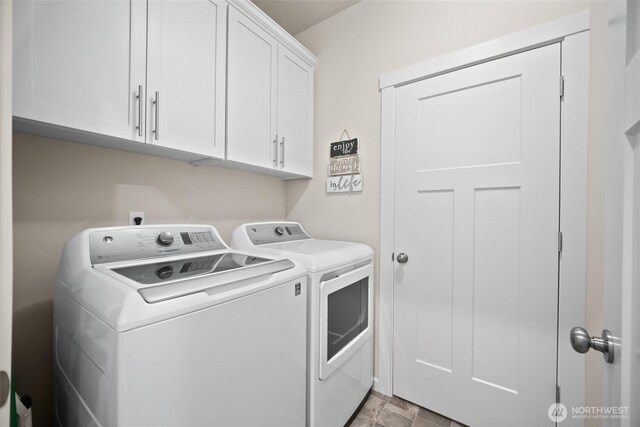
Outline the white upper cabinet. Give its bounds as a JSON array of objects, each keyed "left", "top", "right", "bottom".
[
  {"left": 14, "top": 0, "right": 226, "bottom": 159},
  {"left": 13, "top": 0, "right": 316, "bottom": 178},
  {"left": 226, "top": 3, "right": 316, "bottom": 178},
  {"left": 226, "top": 6, "right": 278, "bottom": 170},
  {"left": 146, "top": 0, "right": 226, "bottom": 158},
  {"left": 277, "top": 45, "right": 313, "bottom": 177},
  {"left": 13, "top": 0, "right": 147, "bottom": 142}
]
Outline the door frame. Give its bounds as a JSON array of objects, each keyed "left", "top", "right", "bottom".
[
  {"left": 0, "top": 0, "right": 12, "bottom": 423},
  {"left": 607, "top": 0, "right": 640, "bottom": 425},
  {"left": 378, "top": 10, "right": 589, "bottom": 422}
]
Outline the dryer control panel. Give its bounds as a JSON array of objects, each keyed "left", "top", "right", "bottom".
[
  {"left": 90, "top": 226, "right": 227, "bottom": 265},
  {"left": 245, "top": 223, "right": 310, "bottom": 245}
]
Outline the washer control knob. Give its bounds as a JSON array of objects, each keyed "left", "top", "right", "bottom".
[
  {"left": 156, "top": 231, "right": 174, "bottom": 247},
  {"left": 274, "top": 226, "right": 285, "bottom": 236},
  {"left": 156, "top": 266, "right": 174, "bottom": 280}
]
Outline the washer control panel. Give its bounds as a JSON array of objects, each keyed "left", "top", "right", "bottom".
[
  {"left": 90, "top": 226, "right": 227, "bottom": 265},
  {"left": 246, "top": 223, "right": 310, "bottom": 245}
]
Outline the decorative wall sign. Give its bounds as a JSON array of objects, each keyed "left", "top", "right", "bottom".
[
  {"left": 330, "top": 138, "right": 358, "bottom": 158},
  {"left": 326, "top": 174, "right": 363, "bottom": 193},
  {"left": 329, "top": 155, "right": 360, "bottom": 176}
]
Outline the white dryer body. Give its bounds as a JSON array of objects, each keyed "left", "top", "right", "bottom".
[{"left": 231, "top": 222, "right": 374, "bottom": 427}]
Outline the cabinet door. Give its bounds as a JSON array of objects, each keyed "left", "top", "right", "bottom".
[
  {"left": 226, "top": 6, "right": 278, "bottom": 169},
  {"left": 13, "top": 0, "right": 146, "bottom": 142},
  {"left": 146, "top": 0, "right": 226, "bottom": 158},
  {"left": 277, "top": 46, "right": 314, "bottom": 177}
]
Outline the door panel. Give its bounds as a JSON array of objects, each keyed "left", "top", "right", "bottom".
[
  {"left": 416, "top": 76, "right": 521, "bottom": 171},
  {"left": 472, "top": 187, "right": 520, "bottom": 392},
  {"left": 414, "top": 190, "right": 454, "bottom": 373},
  {"left": 13, "top": 0, "right": 146, "bottom": 141},
  {"left": 226, "top": 7, "right": 277, "bottom": 169},
  {"left": 146, "top": 0, "right": 226, "bottom": 158},
  {"left": 394, "top": 44, "right": 561, "bottom": 427},
  {"left": 277, "top": 46, "right": 313, "bottom": 176}
]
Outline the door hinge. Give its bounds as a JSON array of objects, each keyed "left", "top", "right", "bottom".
[
  {"left": 556, "top": 384, "right": 561, "bottom": 404},
  {"left": 560, "top": 75, "right": 565, "bottom": 99},
  {"left": 558, "top": 231, "right": 563, "bottom": 254}
]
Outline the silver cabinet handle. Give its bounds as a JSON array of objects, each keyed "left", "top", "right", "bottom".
[
  {"left": 570, "top": 327, "right": 615, "bottom": 363},
  {"left": 396, "top": 253, "right": 409, "bottom": 263},
  {"left": 153, "top": 91, "right": 160, "bottom": 141},
  {"left": 273, "top": 134, "right": 278, "bottom": 167},
  {"left": 136, "top": 85, "right": 143, "bottom": 137},
  {"left": 280, "top": 136, "right": 285, "bottom": 168}
]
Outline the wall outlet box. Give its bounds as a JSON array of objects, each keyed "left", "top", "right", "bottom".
[{"left": 129, "top": 212, "right": 145, "bottom": 226}]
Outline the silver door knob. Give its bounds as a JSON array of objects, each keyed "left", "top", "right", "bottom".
[
  {"left": 0, "top": 370, "right": 9, "bottom": 408},
  {"left": 570, "top": 327, "right": 615, "bottom": 363},
  {"left": 396, "top": 253, "right": 409, "bottom": 263}
]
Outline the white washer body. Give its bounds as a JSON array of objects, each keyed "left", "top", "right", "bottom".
[
  {"left": 54, "top": 225, "right": 308, "bottom": 427},
  {"left": 231, "top": 222, "right": 374, "bottom": 427}
]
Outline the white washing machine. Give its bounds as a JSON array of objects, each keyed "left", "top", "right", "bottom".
[
  {"left": 54, "top": 224, "right": 308, "bottom": 427},
  {"left": 231, "top": 222, "right": 374, "bottom": 427}
]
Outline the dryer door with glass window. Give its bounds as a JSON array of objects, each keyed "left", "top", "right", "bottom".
[{"left": 319, "top": 262, "right": 373, "bottom": 380}]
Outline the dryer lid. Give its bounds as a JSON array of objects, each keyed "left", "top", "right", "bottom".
[{"left": 257, "top": 240, "right": 373, "bottom": 272}]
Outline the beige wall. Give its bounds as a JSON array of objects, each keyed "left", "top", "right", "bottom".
[
  {"left": 289, "top": 0, "right": 605, "bottom": 422},
  {"left": 12, "top": 133, "right": 285, "bottom": 425}
]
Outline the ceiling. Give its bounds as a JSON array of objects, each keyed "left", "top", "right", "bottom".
[{"left": 251, "top": 0, "right": 360, "bottom": 35}]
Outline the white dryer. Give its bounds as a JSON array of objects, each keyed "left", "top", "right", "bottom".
[
  {"left": 231, "top": 222, "right": 374, "bottom": 427},
  {"left": 54, "top": 224, "right": 308, "bottom": 427}
]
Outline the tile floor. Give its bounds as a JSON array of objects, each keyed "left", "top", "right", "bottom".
[{"left": 348, "top": 391, "right": 467, "bottom": 427}]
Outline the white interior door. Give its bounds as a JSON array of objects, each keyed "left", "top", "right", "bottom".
[
  {"left": 393, "top": 43, "right": 561, "bottom": 427},
  {"left": 604, "top": 1, "right": 640, "bottom": 426},
  {"left": 0, "top": 0, "right": 12, "bottom": 422},
  {"left": 146, "top": 0, "right": 226, "bottom": 158}
]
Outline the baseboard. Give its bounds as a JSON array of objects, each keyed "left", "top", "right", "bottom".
[{"left": 372, "top": 377, "right": 389, "bottom": 397}]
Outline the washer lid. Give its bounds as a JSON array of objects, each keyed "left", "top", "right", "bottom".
[
  {"left": 111, "top": 252, "right": 271, "bottom": 285},
  {"left": 105, "top": 252, "right": 295, "bottom": 303}
]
